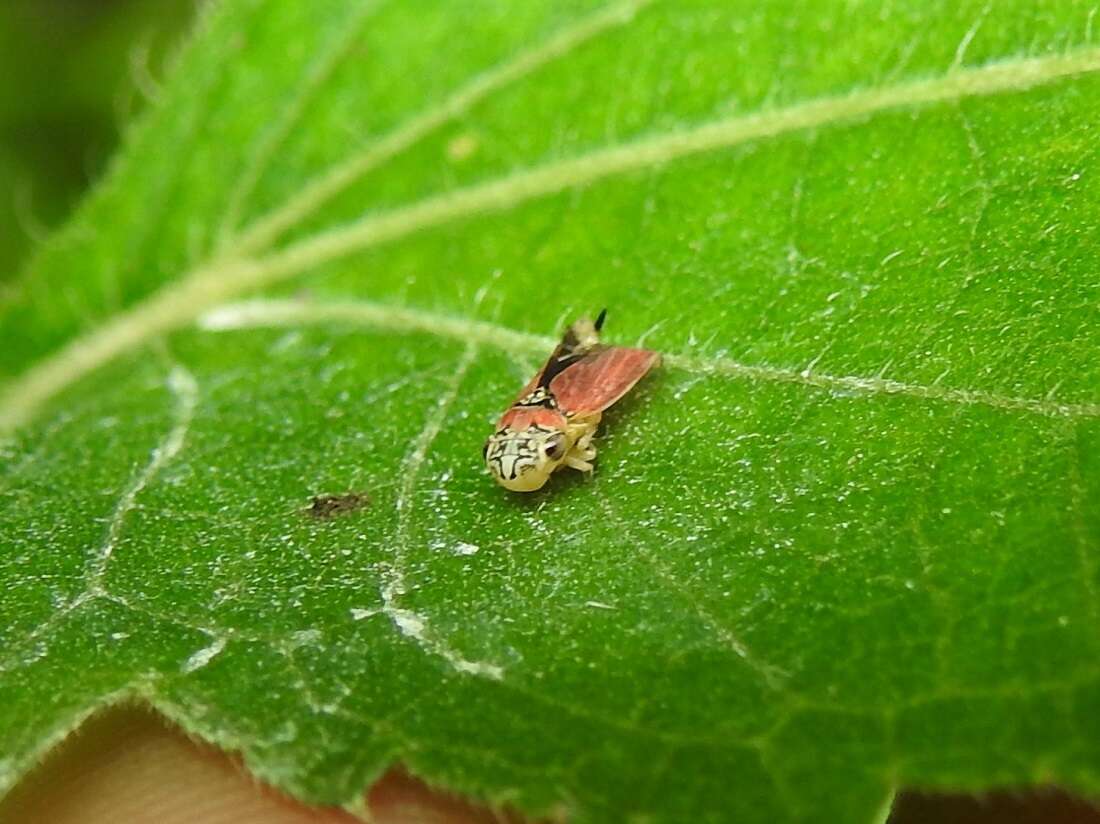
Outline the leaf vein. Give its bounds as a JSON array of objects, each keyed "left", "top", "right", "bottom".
[
  {"left": 597, "top": 493, "right": 789, "bottom": 691},
  {"left": 383, "top": 343, "right": 505, "bottom": 680},
  {"left": 5, "top": 46, "right": 1100, "bottom": 430},
  {"left": 197, "top": 298, "right": 1100, "bottom": 419},
  {"left": 0, "top": 366, "right": 197, "bottom": 674},
  {"left": 229, "top": 0, "right": 654, "bottom": 256},
  {"left": 87, "top": 365, "right": 198, "bottom": 593},
  {"left": 216, "top": 0, "right": 388, "bottom": 242}
]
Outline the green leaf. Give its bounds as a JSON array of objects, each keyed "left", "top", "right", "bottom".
[{"left": 2, "top": 1, "right": 1099, "bottom": 821}]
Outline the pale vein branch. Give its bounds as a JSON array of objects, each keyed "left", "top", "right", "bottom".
[
  {"left": 216, "top": 0, "right": 387, "bottom": 242},
  {"left": 597, "top": 494, "right": 788, "bottom": 690},
  {"left": 229, "top": 0, "right": 653, "bottom": 256},
  {"left": 0, "top": 366, "right": 197, "bottom": 673},
  {"left": 87, "top": 366, "right": 198, "bottom": 591},
  {"left": 4, "top": 47, "right": 1100, "bottom": 431},
  {"left": 382, "top": 343, "right": 504, "bottom": 679},
  {"left": 196, "top": 298, "right": 1100, "bottom": 420}
]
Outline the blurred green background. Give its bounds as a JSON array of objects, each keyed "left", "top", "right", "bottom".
[{"left": 0, "top": 0, "right": 198, "bottom": 290}]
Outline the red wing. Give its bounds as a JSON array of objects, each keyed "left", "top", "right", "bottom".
[{"left": 548, "top": 347, "right": 660, "bottom": 416}]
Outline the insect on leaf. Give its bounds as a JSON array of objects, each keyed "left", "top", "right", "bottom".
[{"left": 1, "top": 1, "right": 1100, "bottom": 822}]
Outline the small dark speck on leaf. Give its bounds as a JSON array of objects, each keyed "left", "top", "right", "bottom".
[{"left": 305, "top": 492, "right": 370, "bottom": 519}]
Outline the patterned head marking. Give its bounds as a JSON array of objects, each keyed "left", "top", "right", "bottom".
[{"left": 483, "top": 425, "right": 569, "bottom": 492}]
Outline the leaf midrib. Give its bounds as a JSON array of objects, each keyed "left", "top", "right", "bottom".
[
  {"left": 4, "top": 45, "right": 1100, "bottom": 431},
  {"left": 196, "top": 298, "right": 1100, "bottom": 419}
]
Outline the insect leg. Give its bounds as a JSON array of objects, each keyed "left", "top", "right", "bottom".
[
  {"left": 563, "top": 416, "right": 599, "bottom": 471},
  {"left": 573, "top": 430, "right": 597, "bottom": 461},
  {"left": 564, "top": 455, "right": 595, "bottom": 472}
]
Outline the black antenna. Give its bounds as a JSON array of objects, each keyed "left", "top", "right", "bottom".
[{"left": 594, "top": 308, "right": 608, "bottom": 332}]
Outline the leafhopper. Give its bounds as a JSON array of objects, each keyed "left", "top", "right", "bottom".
[{"left": 484, "top": 310, "right": 660, "bottom": 492}]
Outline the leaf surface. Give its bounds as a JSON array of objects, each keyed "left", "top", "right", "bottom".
[{"left": 2, "top": 1, "right": 1100, "bottom": 821}]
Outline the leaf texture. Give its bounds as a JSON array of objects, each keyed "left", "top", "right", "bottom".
[{"left": 2, "top": 1, "right": 1099, "bottom": 821}]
